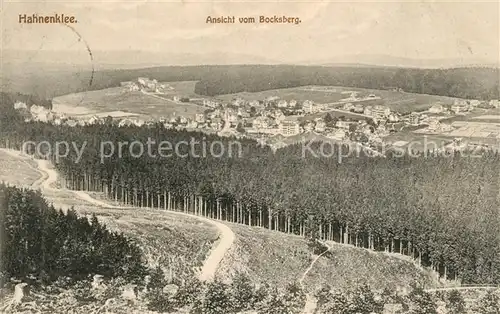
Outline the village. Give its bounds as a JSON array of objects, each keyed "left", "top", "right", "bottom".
[{"left": 14, "top": 77, "right": 500, "bottom": 151}]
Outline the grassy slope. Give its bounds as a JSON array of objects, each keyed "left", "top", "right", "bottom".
[
  {"left": 0, "top": 152, "right": 42, "bottom": 186},
  {"left": 52, "top": 85, "right": 205, "bottom": 119},
  {"left": 217, "top": 222, "right": 441, "bottom": 293}
]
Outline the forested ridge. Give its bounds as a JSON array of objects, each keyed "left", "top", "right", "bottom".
[
  {"left": 1, "top": 97, "right": 499, "bottom": 287},
  {"left": 6, "top": 65, "right": 499, "bottom": 100}
]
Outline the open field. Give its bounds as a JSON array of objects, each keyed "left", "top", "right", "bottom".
[
  {"left": 216, "top": 222, "right": 440, "bottom": 293},
  {"left": 0, "top": 150, "right": 42, "bottom": 186},
  {"left": 52, "top": 83, "right": 206, "bottom": 119},
  {"left": 217, "top": 85, "right": 460, "bottom": 113},
  {"left": 164, "top": 81, "right": 199, "bottom": 97},
  {"left": 306, "top": 241, "right": 439, "bottom": 292},
  {"left": 383, "top": 133, "right": 455, "bottom": 152}
]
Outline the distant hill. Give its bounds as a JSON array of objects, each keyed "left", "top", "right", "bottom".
[{"left": 298, "top": 54, "right": 499, "bottom": 69}]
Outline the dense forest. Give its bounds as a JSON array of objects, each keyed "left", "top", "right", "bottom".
[
  {"left": 5, "top": 65, "right": 499, "bottom": 100},
  {"left": 1, "top": 97, "right": 499, "bottom": 287},
  {"left": 0, "top": 184, "right": 147, "bottom": 285}
]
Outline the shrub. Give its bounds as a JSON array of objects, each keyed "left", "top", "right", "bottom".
[
  {"left": 72, "top": 281, "right": 97, "bottom": 303},
  {"left": 229, "top": 272, "right": 256, "bottom": 312},
  {"left": 407, "top": 286, "right": 437, "bottom": 314},
  {"left": 147, "top": 266, "right": 166, "bottom": 291},
  {"left": 282, "top": 282, "right": 306, "bottom": 314},
  {"left": 254, "top": 283, "right": 270, "bottom": 305},
  {"left": 191, "top": 280, "right": 233, "bottom": 314},
  {"left": 307, "top": 237, "right": 330, "bottom": 256},
  {"left": 474, "top": 290, "right": 500, "bottom": 314},
  {"left": 445, "top": 290, "right": 466, "bottom": 314},
  {"left": 314, "top": 284, "right": 333, "bottom": 311},
  {"left": 320, "top": 289, "right": 351, "bottom": 314},
  {"left": 257, "top": 287, "right": 288, "bottom": 314},
  {"left": 173, "top": 277, "right": 204, "bottom": 308},
  {"left": 350, "top": 284, "right": 384, "bottom": 314},
  {"left": 147, "top": 289, "right": 176, "bottom": 313}
]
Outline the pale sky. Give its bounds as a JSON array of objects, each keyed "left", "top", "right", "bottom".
[{"left": 2, "top": 1, "right": 499, "bottom": 66}]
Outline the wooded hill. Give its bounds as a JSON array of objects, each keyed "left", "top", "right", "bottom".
[
  {"left": 1, "top": 101, "right": 499, "bottom": 286},
  {"left": 5, "top": 65, "right": 499, "bottom": 100}
]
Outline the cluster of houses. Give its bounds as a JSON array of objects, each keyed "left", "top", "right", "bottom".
[
  {"left": 120, "top": 77, "right": 171, "bottom": 93},
  {"left": 201, "top": 96, "right": 325, "bottom": 114},
  {"left": 15, "top": 102, "right": 100, "bottom": 127},
  {"left": 341, "top": 102, "right": 399, "bottom": 122},
  {"left": 13, "top": 92, "right": 500, "bottom": 148},
  {"left": 428, "top": 99, "right": 500, "bottom": 115}
]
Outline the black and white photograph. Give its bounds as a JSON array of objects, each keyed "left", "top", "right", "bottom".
[{"left": 0, "top": 1, "right": 499, "bottom": 313}]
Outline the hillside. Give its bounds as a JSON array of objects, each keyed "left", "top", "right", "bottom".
[
  {"left": 216, "top": 222, "right": 440, "bottom": 293},
  {"left": 52, "top": 85, "right": 205, "bottom": 119}
]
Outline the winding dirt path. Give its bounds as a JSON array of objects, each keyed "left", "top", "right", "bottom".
[
  {"left": 0, "top": 148, "right": 235, "bottom": 283},
  {"left": 300, "top": 241, "right": 333, "bottom": 314}
]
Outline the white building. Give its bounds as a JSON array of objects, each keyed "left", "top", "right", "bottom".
[
  {"left": 428, "top": 104, "right": 444, "bottom": 114},
  {"left": 302, "top": 100, "right": 316, "bottom": 113},
  {"left": 195, "top": 113, "right": 206, "bottom": 123},
  {"left": 469, "top": 100, "right": 481, "bottom": 107},
  {"left": 343, "top": 103, "right": 354, "bottom": 111},
  {"left": 336, "top": 120, "right": 353, "bottom": 129},
  {"left": 489, "top": 100, "right": 500, "bottom": 108},
  {"left": 303, "top": 122, "right": 314, "bottom": 132},
  {"left": 232, "top": 98, "right": 244, "bottom": 107},
  {"left": 266, "top": 96, "right": 280, "bottom": 102},
  {"left": 248, "top": 100, "right": 262, "bottom": 108},
  {"left": 277, "top": 100, "right": 288, "bottom": 108},
  {"left": 371, "top": 105, "right": 391, "bottom": 120},
  {"left": 451, "top": 100, "right": 469, "bottom": 113},
  {"left": 387, "top": 113, "right": 400, "bottom": 122},
  {"left": 353, "top": 104, "right": 364, "bottom": 113},
  {"left": 273, "top": 109, "right": 286, "bottom": 122},
  {"left": 87, "top": 115, "right": 101, "bottom": 125},
  {"left": 129, "top": 83, "right": 140, "bottom": 92},
  {"left": 327, "top": 129, "right": 347, "bottom": 140},
  {"left": 203, "top": 99, "right": 219, "bottom": 108},
  {"left": 14, "top": 101, "right": 27, "bottom": 110},
  {"left": 186, "top": 121, "right": 198, "bottom": 129},
  {"left": 314, "top": 119, "right": 326, "bottom": 133},
  {"left": 364, "top": 106, "right": 373, "bottom": 116},
  {"left": 253, "top": 116, "right": 273, "bottom": 129},
  {"left": 279, "top": 119, "right": 301, "bottom": 136}
]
